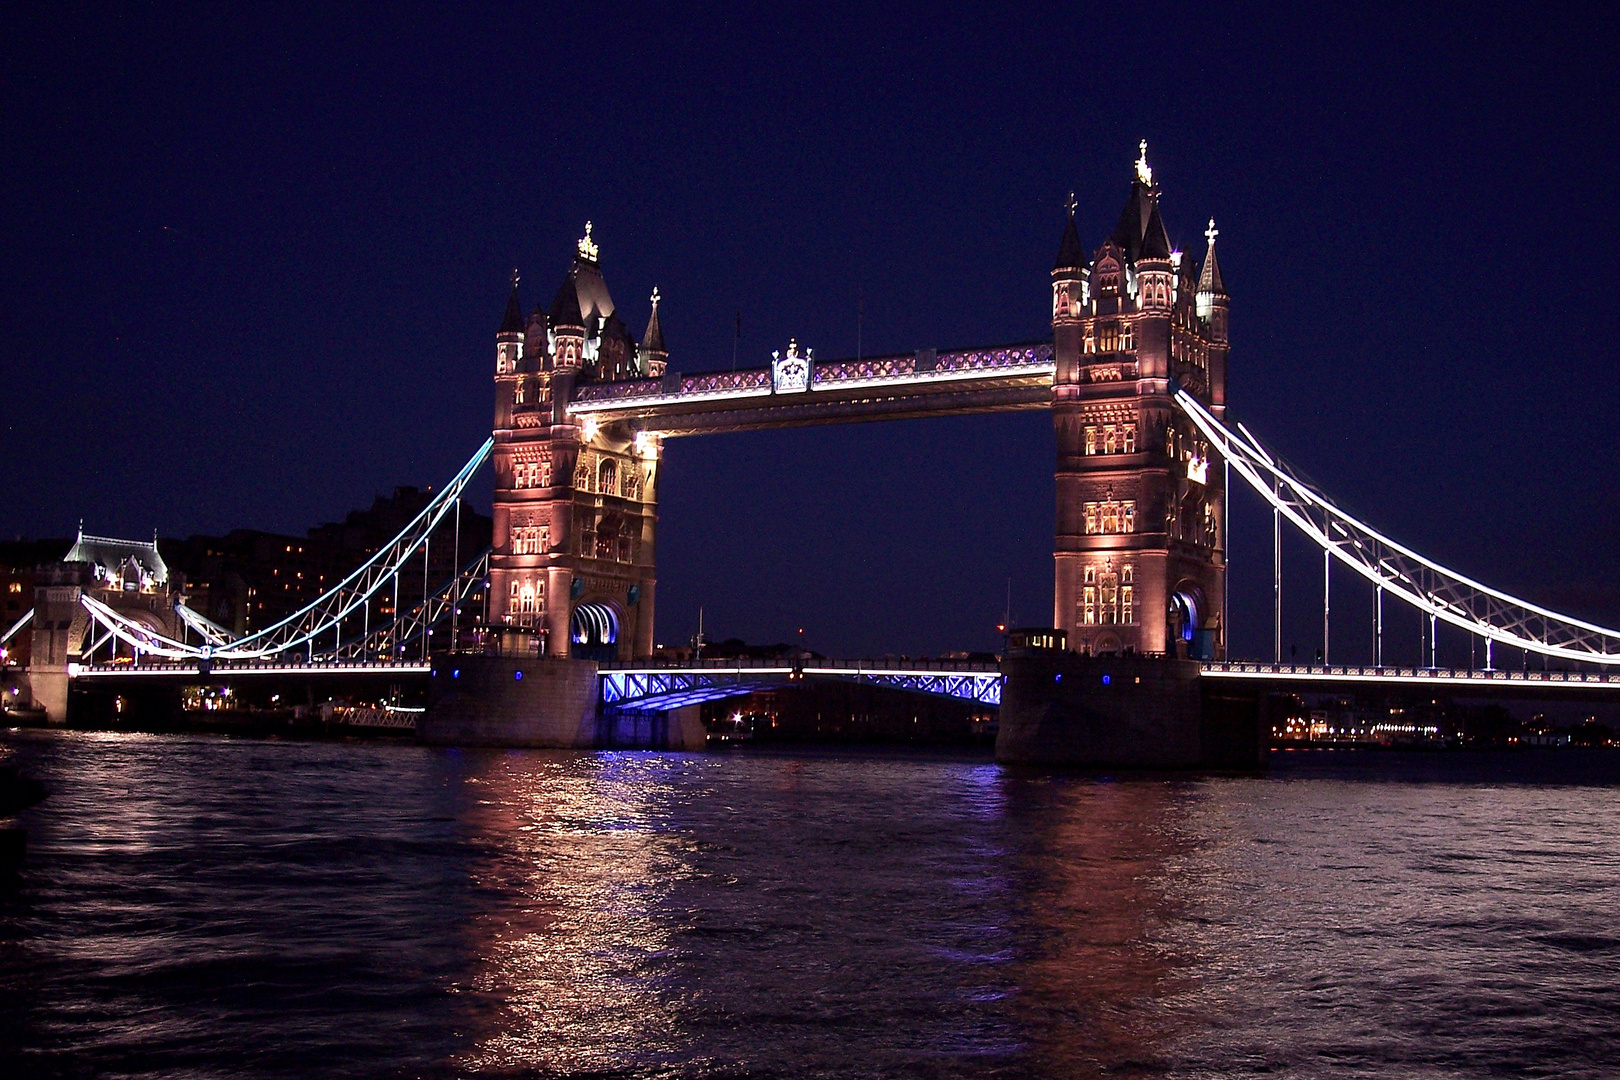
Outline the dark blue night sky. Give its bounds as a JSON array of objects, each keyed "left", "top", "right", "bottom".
[{"left": 5, "top": 3, "right": 1618, "bottom": 659}]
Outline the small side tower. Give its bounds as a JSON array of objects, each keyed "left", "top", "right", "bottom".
[
  {"left": 492, "top": 272, "right": 524, "bottom": 432},
  {"left": 1197, "top": 219, "right": 1230, "bottom": 419},
  {"left": 640, "top": 287, "right": 668, "bottom": 378}
]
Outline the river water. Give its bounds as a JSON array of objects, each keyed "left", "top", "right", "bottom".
[{"left": 1, "top": 731, "right": 1617, "bottom": 1079}]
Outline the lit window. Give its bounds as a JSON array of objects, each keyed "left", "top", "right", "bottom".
[
  {"left": 598, "top": 458, "right": 618, "bottom": 497},
  {"left": 511, "top": 526, "right": 548, "bottom": 555},
  {"left": 1123, "top": 424, "right": 1136, "bottom": 453},
  {"left": 1121, "top": 322, "right": 1134, "bottom": 351},
  {"left": 1084, "top": 426, "right": 1097, "bottom": 454},
  {"left": 1084, "top": 500, "right": 1135, "bottom": 535}
]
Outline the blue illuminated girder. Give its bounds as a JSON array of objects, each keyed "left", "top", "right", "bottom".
[{"left": 599, "top": 663, "right": 1003, "bottom": 711}]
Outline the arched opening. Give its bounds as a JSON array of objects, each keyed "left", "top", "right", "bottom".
[
  {"left": 570, "top": 602, "right": 619, "bottom": 662},
  {"left": 1171, "top": 587, "right": 1212, "bottom": 659}
]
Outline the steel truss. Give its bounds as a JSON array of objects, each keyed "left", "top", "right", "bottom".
[
  {"left": 1173, "top": 387, "right": 1620, "bottom": 666},
  {"left": 325, "top": 549, "right": 489, "bottom": 663},
  {"left": 600, "top": 662, "right": 1003, "bottom": 711},
  {"left": 78, "top": 439, "right": 493, "bottom": 662}
]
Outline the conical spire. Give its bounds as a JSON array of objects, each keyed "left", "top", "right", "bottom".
[
  {"left": 1140, "top": 202, "right": 1172, "bottom": 260},
  {"left": 549, "top": 273, "right": 584, "bottom": 329},
  {"left": 642, "top": 286, "right": 666, "bottom": 353},
  {"left": 499, "top": 269, "right": 524, "bottom": 334},
  {"left": 1054, "top": 193, "right": 1085, "bottom": 271},
  {"left": 1198, "top": 219, "right": 1227, "bottom": 295},
  {"left": 1107, "top": 140, "right": 1160, "bottom": 262}
]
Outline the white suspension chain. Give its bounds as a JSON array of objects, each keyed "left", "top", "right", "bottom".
[{"left": 1173, "top": 386, "right": 1620, "bottom": 665}]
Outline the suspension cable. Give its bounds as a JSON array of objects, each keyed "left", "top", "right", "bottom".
[{"left": 1172, "top": 385, "right": 1620, "bottom": 666}]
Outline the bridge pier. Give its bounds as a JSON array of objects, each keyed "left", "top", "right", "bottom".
[
  {"left": 420, "top": 654, "right": 599, "bottom": 748},
  {"left": 997, "top": 651, "right": 1266, "bottom": 770},
  {"left": 596, "top": 703, "right": 705, "bottom": 750}
]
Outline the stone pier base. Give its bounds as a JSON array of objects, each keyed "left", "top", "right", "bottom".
[
  {"left": 26, "top": 668, "right": 68, "bottom": 726},
  {"left": 996, "top": 653, "right": 1266, "bottom": 770},
  {"left": 420, "top": 655, "right": 599, "bottom": 748},
  {"left": 598, "top": 704, "right": 708, "bottom": 751}
]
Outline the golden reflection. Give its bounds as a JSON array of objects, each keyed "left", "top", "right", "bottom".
[
  {"left": 454, "top": 750, "right": 695, "bottom": 1074},
  {"left": 998, "top": 776, "right": 1196, "bottom": 1076}
]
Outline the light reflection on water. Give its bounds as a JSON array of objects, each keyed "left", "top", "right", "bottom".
[{"left": 2, "top": 733, "right": 1618, "bottom": 1078}]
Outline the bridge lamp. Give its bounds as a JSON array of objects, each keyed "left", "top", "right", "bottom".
[{"left": 581, "top": 415, "right": 601, "bottom": 442}]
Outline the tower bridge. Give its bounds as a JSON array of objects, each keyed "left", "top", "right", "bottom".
[{"left": 13, "top": 143, "right": 1620, "bottom": 761}]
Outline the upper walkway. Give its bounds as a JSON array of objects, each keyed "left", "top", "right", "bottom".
[{"left": 568, "top": 342, "right": 1054, "bottom": 436}]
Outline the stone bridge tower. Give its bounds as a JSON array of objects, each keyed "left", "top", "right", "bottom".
[
  {"left": 489, "top": 225, "right": 662, "bottom": 661},
  {"left": 1051, "top": 144, "right": 1230, "bottom": 658}
]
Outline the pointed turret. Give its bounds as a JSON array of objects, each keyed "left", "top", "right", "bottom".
[
  {"left": 1140, "top": 202, "right": 1172, "bottom": 260},
  {"left": 1054, "top": 194, "right": 1085, "bottom": 271},
  {"left": 499, "top": 276, "right": 525, "bottom": 335},
  {"left": 1197, "top": 218, "right": 1229, "bottom": 347},
  {"left": 495, "top": 270, "right": 524, "bottom": 381},
  {"left": 549, "top": 271, "right": 585, "bottom": 372},
  {"left": 641, "top": 286, "right": 668, "bottom": 377},
  {"left": 1197, "top": 218, "right": 1227, "bottom": 297},
  {"left": 549, "top": 275, "right": 584, "bottom": 329},
  {"left": 1107, "top": 140, "right": 1162, "bottom": 262}
]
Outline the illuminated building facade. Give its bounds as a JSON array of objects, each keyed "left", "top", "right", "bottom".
[
  {"left": 1052, "top": 144, "right": 1229, "bottom": 658},
  {"left": 490, "top": 225, "right": 663, "bottom": 660}
]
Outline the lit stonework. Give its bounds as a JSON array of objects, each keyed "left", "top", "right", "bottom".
[
  {"left": 489, "top": 225, "right": 665, "bottom": 660},
  {"left": 1052, "top": 146, "right": 1229, "bottom": 658}
]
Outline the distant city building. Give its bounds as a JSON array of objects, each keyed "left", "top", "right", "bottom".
[
  {"left": 167, "top": 486, "right": 492, "bottom": 633},
  {"left": 1051, "top": 143, "right": 1230, "bottom": 658}
]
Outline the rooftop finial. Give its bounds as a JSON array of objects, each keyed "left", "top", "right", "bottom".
[
  {"left": 650, "top": 285, "right": 661, "bottom": 309},
  {"left": 1135, "top": 139, "right": 1152, "bottom": 186},
  {"left": 510, "top": 267, "right": 520, "bottom": 289},
  {"left": 1205, "top": 218, "right": 1219, "bottom": 247},
  {"left": 1065, "top": 191, "right": 1077, "bottom": 216},
  {"left": 577, "top": 221, "right": 598, "bottom": 262}
]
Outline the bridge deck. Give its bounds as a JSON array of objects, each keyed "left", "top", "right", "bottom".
[
  {"left": 1203, "top": 660, "right": 1620, "bottom": 696},
  {"left": 70, "top": 660, "right": 432, "bottom": 678}
]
